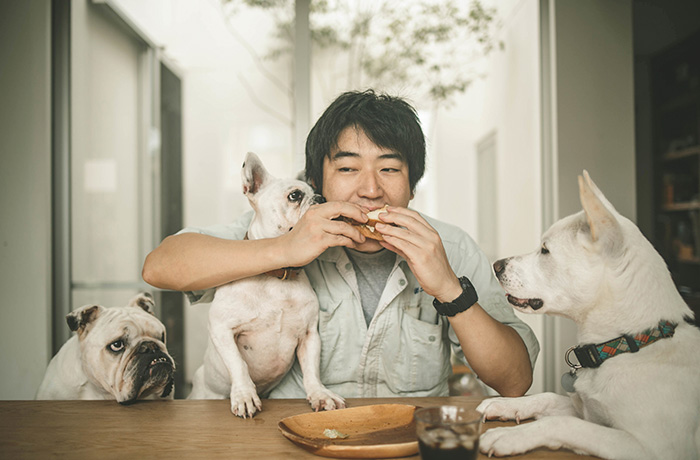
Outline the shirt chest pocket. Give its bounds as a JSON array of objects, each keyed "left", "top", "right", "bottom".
[
  {"left": 316, "top": 293, "right": 362, "bottom": 386},
  {"left": 383, "top": 309, "right": 451, "bottom": 394}
]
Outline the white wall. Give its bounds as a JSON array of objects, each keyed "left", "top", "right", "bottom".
[
  {"left": 433, "top": 0, "right": 545, "bottom": 394},
  {"left": 0, "top": 1, "right": 53, "bottom": 399},
  {"left": 547, "top": 0, "right": 636, "bottom": 392},
  {"left": 434, "top": 0, "right": 636, "bottom": 395}
]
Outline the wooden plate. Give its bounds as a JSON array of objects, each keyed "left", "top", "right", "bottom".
[{"left": 278, "top": 403, "right": 418, "bottom": 458}]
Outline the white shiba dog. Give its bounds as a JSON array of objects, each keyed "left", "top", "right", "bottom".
[{"left": 478, "top": 171, "right": 700, "bottom": 459}]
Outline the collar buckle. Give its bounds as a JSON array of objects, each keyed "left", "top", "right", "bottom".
[
  {"left": 572, "top": 343, "right": 604, "bottom": 368},
  {"left": 564, "top": 346, "right": 582, "bottom": 371}
]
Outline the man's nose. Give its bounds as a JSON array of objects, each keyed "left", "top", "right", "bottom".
[{"left": 357, "top": 171, "right": 382, "bottom": 198}]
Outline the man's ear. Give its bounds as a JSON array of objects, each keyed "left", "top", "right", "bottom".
[
  {"left": 578, "top": 170, "right": 623, "bottom": 256},
  {"left": 127, "top": 292, "right": 155, "bottom": 315},
  {"left": 241, "top": 152, "right": 271, "bottom": 197},
  {"left": 66, "top": 304, "right": 104, "bottom": 335}
]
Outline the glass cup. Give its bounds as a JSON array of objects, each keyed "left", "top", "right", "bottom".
[{"left": 414, "top": 405, "right": 483, "bottom": 460}]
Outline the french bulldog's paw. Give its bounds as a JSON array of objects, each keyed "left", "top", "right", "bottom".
[
  {"left": 480, "top": 425, "right": 539, "bottom": 457},
  {"left": 307, "top": 388, "right": 346, "bottom": 412},
  {"left": 230, "top": 386, "right": 262, "bottom": 418},
  {"left": 477, "top": 397, "right": 532, "bottom": 424}
]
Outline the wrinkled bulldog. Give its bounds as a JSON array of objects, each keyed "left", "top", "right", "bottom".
[{"left": 36, "top": 292, "right": 175, "bottom": 404}]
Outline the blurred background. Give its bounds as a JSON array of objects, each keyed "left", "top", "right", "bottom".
[{"left": 1, "top": 0, "right": 699, "bottom": 399}]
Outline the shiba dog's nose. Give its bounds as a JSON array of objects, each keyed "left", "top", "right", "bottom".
[{"left": 493, "top": 259, "right": 506, "bottom": 278}]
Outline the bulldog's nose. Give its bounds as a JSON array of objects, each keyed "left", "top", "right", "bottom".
[
  {"left": 137, "top": 341, "right": 159, "bottom": 354},
  {"left": 493, "top": 259, "right": 507, "bottom": 277},
  {"left": 312, "top": 194, "right": 325, "bottom": 204}
]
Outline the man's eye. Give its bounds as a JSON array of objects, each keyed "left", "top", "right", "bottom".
[
  {"left": 108, "top": 340, "right": 125, "bottom": 353},
  {"left": 540, "top": 244, "right": 550, "bottom": 255},
  {"left": 288, "top": 190, "right": 304, "bottom": 203}
]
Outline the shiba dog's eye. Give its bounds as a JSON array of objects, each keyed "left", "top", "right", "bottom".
[
  {"left": 288, "top": 190, "right": 304, "bottom": 203},
  {"left": 108, "top": 340, "right": 125, "bottom": 353},
  {"left": 541, "top": 244, "right": 550, "bottom": 255}
]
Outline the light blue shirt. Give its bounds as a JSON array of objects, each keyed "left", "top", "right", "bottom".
[{"left": 181, "top": 211, "right": 539, "bottom": 397}]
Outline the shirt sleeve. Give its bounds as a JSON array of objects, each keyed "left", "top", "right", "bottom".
[
  {"left": 442, "top": 225, "right": 540, "bottom": 371},
  {"left": 176, "top": 211, "right": 254, "bottom": 305}
]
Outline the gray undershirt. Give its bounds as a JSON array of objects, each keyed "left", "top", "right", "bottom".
[{"left": 344, "top": 248, "right": 396, "bottom": 326}]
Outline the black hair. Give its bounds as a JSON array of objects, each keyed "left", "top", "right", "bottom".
[{"left": 305, "top": 89, "right": 426, "bottom": 194}]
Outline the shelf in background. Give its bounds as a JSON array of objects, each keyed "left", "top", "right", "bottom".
[
  {"left": 676, "top": 256, "right": 700, "bottom": 265},
  {"left": 662, "top": 202, "right": 700, "bottom": 212},
  {"left": 662, "top": 145, "right": 700, "bottom": 161},
  {"left": 659, "top": 91, "right": 699, "bottom": 113}
]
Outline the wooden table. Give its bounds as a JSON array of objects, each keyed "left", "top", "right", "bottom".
[{"left": 0, "top": 397, "right": 597, "bottom": 459}]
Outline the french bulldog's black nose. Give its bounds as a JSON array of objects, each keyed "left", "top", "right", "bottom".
[
  {"left": 313, "top": 194, "right": 326, "bottom": 204},
  {"left": 493, "top": 259, "right": 506, "bottom": 277}
]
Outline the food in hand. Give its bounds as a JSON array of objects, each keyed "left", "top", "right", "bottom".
[{"left": 343, "top": 205, "right": 391, "bottom": 241}]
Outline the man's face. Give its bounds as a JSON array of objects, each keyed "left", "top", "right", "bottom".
[{"left": 322, "top": 126, "right": 413, "bottom": 252}]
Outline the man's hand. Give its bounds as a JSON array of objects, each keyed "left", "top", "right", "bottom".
[
  {"left": 278, "top": 201, "right": 369, "bottom": 267},
  {"left": 374, "top": 206, "right": 462, "bottom": 302}
]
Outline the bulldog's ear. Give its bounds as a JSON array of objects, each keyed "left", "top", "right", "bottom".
[
  {"left": 66, "top": 304, "right": 104, "bottom": 333},
  {"left": 241, "top": 152, "right": 271, "bottom": 197},
  {"left": 578, "top": 171, "right": 623, "bottom": 256},
  {"left": 128, "top": 292, "right": 156, "bottom": 315}
]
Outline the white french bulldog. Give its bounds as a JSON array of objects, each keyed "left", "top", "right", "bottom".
[
  {"left": 36, "top": 292, "right": 175, "bottom": 403},
  {"left": 478, "top": 171, "right": 700, "bottom": 459},
  {"left": 188, "top": 152, "right": 345, "bottom": 418}
]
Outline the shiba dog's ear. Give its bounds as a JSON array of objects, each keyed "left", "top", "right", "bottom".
[{"left": 578, "top": 170, "right": 623, "bottom": 256}]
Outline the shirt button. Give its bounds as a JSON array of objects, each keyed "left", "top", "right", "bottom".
[
  {"left": 345, "top": 263, "right": 352, "bottom": 270},
  {"left": 429, "top": 335, "right": 436, "bottom": 342},
  {"left": 399, "top": 279, "right": 406, "bottom": 286}
]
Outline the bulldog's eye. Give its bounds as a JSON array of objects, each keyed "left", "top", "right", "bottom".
[
  {"left": 288, "top": 189, "right": 304, "bottom": 203},
  {"left": 108, "top": 340, "right": 125, "bottom": 353},
  {"left": 160, "top": 333, "right": 166, "bottom": 343},
  {"left": 540, "top": 244, "right": 550, "bottom": 255}
]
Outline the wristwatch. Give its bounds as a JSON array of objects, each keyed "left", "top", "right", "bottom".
[{"left": 432, "top": 276, "right": 479, "bottom": 317}]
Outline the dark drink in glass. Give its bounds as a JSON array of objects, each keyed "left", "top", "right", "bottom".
[{"left": 414, "top": 406, "right": 482, "bottom": 460}]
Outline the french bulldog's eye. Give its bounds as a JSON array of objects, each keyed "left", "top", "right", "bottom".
[
  {"left": 541, "top": 244, "right": 550, "bottom": 255},
  {"left": 109, "top": 340, "right": 125, "bottom": 353},
  {"left": 288, "top": 189, "right": 304, "bottom": 203}
]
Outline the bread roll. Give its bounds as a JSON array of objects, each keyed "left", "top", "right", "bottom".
[{"left": 345, "top": 205, "right": 389, "bottom": 241}]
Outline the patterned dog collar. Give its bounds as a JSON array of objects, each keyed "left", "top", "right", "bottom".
[{"left": 566, "top": 320, "right": 677, "bottom": 369}]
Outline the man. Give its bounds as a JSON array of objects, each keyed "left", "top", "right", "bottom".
[{"left": 143, "top": 89, "right": 538, "bottom": 397}]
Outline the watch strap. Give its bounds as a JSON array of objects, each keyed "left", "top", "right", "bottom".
[{"left": 432, "top": 276, "right": 478, "bottom": 317}]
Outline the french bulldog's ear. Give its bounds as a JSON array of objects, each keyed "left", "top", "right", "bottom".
[
  {"left": 128, "top": 292, "right": 156, "bottom": 315},
  {"left": 241, "top": 152, "right": 271, "bottom": 197},
  {"left": 66, "top": 304, "right": 104, "bottom": 333},
  {"left": 578, "top": 171, "right": 623, "bottom": 256}
]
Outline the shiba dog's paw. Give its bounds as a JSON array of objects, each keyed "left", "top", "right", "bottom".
[
  {"left": 478, "top": 397, "right": 532, "bottom": 424},
  {"left": 480, "top": 423, "right": 543, "bottom": 457}
]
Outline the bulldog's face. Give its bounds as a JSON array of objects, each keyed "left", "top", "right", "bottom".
[{"left": 67, "top": 293, "right": 175, "bottom": 404}]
